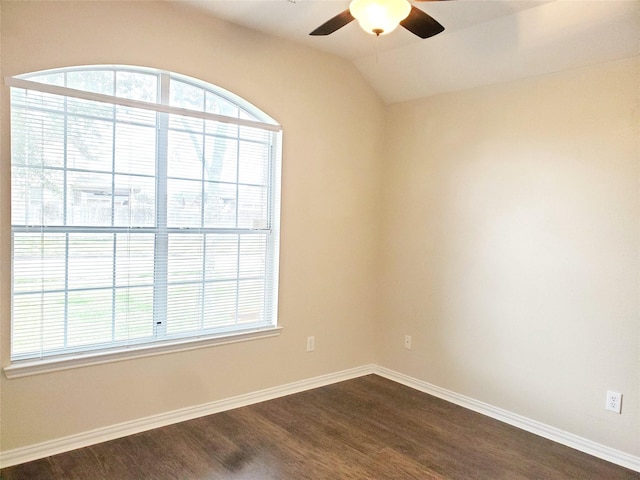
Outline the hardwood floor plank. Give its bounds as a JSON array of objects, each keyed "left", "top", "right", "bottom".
[
  {"left": 84, "top": 439, "right": 140, "bottom": 480},
  {"left": 47, "top": 447, "right": 108, "bottom": 480},
  {"left": 2, "top": 375, "right": 638, "bottom": 479},
  {"left": 0, "top": 458, "right": 56, "bottom": 480}
]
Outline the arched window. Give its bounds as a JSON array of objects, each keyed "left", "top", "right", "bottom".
[{"left": 8, "top": 66, "right": 282, "bottom": 369}]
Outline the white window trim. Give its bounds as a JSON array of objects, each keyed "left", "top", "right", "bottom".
[
  {"left": 6, "top": 67, "right": 283, "bottom": 372},
  {"left": 4, "top": 326, "right": 283, "bottom": 379}
]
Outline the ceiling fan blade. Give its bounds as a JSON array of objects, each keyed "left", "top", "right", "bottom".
[
  {"left": 310, "top": 9, "right": 355, "bottom": 36},
  {"left": 400, "top": 5, "right": 445, "bottom": 38}
]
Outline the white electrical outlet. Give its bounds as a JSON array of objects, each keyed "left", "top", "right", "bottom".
[
  {"left": 306, "top": 336, "right": 315, "bottom": 352},
  {"left": 606, "top": 391, "right": 622, "bottom": 414},
  {"left": 404, "top": 335, "right": 412, "bottom": 350}
]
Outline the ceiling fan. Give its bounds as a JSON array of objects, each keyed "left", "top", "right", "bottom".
[{"left": 310, "top": 0, "right": 448, "bottom": 39}]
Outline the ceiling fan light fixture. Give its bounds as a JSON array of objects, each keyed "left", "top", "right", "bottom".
[{"left": 349, "top": 0, "right": 411, "bottom": 36}]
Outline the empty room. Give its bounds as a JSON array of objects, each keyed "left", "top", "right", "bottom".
[{"left": 0, "top": 0, "right": 638, "bottom": 478}]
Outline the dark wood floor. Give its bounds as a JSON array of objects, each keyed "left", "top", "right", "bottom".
[{"left": 2, "top": 375, "right": 638, "bottom": 479}]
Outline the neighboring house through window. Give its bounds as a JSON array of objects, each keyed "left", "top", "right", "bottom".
[{"left": 8, "top": 66, "right": 282, "bottom": 368}]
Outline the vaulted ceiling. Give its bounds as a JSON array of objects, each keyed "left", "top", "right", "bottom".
[{"left": 179, "top": 0, "right": 639, "bottom": 103}]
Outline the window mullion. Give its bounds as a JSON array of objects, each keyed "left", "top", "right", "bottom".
[
  {"left": 63, "top": 75, "right": 70, "bottom": 350},
  {"left": 112, "top": 235, "right": 117, "bottom": 343},
  {"left": 111, "top": 86, "right": 117, "bottom": 343},
  {"left": 153, "top": 73, "right": 170, "bottom": 338},
  {"left": 234, "top": 128, "right": 241, "bottom": 326},
  {"left": 200, "top": 110, "right": 206, "bottom": 332},
  {"left": 64, "top": 233, "right": 70, "bottom": 349},
  {"left": 201, "top": 235, "right": 207, "bottom": 331},
  {"left": 235, "top": 234, "right": 241, "bottom": 326}
]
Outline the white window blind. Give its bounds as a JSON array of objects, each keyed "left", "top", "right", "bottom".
[{"left": 9, "top": 66, "right": 281, "bottom": 362}]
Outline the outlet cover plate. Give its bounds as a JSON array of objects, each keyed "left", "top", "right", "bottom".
[{"left": 606, "top": 391, "right": 622, "bottom": 414}]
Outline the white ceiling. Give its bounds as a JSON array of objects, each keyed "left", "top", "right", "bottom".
[{"left": 180, "top": 0, "right": 640, "bottom": 103}]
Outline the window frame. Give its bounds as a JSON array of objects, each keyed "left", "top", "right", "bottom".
[{"left": 5, "top": 66, "right": 283, "bottom": 377}]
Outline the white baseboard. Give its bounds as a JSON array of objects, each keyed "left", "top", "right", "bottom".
[
  {"left": 0, "top": 364, "right": 376, "bottom": 468},
  {"left": 2, "top": 364, "right": 638, "bottom": 473},
  {"left": 373, "top": 366, "right": 640, "bottom": 473}
]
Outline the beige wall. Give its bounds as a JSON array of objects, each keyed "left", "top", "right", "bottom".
[
  {"left": 0, "top": 1, "right": 383, "bottom": 450},
  {"left": 378, "top": 57, "right": 640, "bottom": 455}
]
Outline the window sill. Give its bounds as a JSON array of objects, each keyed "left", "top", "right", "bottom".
[{"left": 3, "top": 326, "right": 283, "bottom": 379}]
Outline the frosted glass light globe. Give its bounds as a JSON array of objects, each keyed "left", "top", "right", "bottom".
[{"left": 349, "top": 0, "right": 412, "bottom": 36}]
